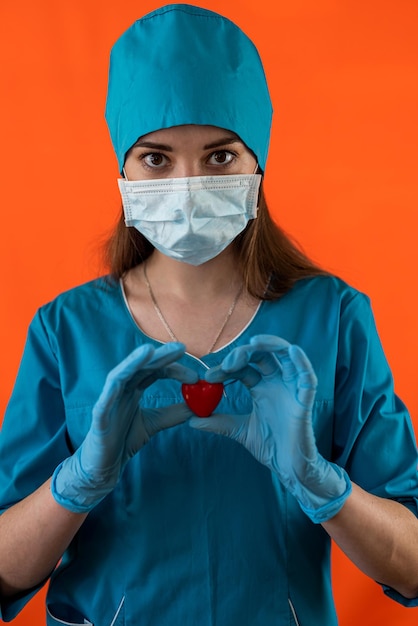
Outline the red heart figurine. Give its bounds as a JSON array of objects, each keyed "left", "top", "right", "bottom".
[{"left": 181, "top": 380, "right": 223, "bottom": 417}]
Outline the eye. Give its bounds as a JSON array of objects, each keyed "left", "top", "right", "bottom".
[
  {"left": 141, "top": 153, "right": 168, "bottom": 168},
  {"left": 207, "top": 150, "right": 237, "bottom": 166}
]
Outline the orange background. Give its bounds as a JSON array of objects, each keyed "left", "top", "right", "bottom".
[{"left": 1, "top": 1, "right": 417, "bottom": 624}]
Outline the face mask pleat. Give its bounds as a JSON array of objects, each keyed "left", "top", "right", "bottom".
[{"left": 118, "top": 173, "right": 261, "bottom": 266}]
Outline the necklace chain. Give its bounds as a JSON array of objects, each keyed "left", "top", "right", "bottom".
[{"left": 143, "top": 262, "right": 243, "bottom": 354}]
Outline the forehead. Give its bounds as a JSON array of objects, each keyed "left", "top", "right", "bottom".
[{"left": 135, "top": 124, "right": 242, "bottom": 146}]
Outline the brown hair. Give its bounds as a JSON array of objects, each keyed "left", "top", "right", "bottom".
[{"left": 104, "top": 183, "right": 327, "bottom": 300}]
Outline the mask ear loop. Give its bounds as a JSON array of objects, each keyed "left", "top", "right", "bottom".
[{"left": 253, "top": 162, "right": 262, "bottom": 210}]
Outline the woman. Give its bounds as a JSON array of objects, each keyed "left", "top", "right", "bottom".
[{"left": 1, "top": 4, "right": 417, "bottom": 625}]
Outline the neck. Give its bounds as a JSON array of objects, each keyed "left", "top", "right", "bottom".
[
  {"left": 140, "top": 249, "right": 243, "bottom": 302},
  {"left": 122, "top": 248, "right": 260, "bottom": 358}
]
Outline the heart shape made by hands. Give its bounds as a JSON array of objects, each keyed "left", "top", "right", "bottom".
[{"left": 181, "top": 380, "right": 224, "bottom": 417}]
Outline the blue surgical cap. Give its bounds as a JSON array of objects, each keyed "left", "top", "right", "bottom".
[{"left": 105, "top": 4, "right": 273, "bottom": 172}]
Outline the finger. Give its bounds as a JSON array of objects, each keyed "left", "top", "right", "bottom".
[
  {"left": 146, "top": 342, "right": 186, "bottom": 369},
  {"left": 275, "top": 344, "right": 315, "bottom": 384},
  {"left": 249, "top": 334, "right": 291, "bottom": 352},
  {"left": 248, "top": 335, "right": 291, "bottom": 376},
  {"left": 289, "top": 344, "right": 318, "bottom": 408},
  {"left": 221, "top": 346, "right": 280, "bottom": 379},
  {"left": 107, "top": 344, "right": 156, "bottom": 384},
  {"left": 161, "top": 363, "right": 199, "bottom": 384},
  {"left": 206, "top": 341, "right": 280, "bottom": 384},
  {"left": 223, "top": 336, "right": 289, "bottom": 376},
  {"left": 248, "top": 350, "right": 283, "bottom": 377},
  {"left": 206, "top": 336, "right": 290, "bottom": 384},
  {"left": 205, "top": 364, "right": 233, "bottom": 383},
  {"left": 189, "top": 414, "right": 242, "bottom": 436},
  {"left": 101, "top": 342, "right": 186, "bottom": 402},
  {"left": 96, "top": 345, "right": 155, "bottom": 410},
  {"left": 288, "top": 345, "right": 317, "bottom": 386},
  {"left": 276, "top": 350, "right": 298, "bottom": 383},
  {"left": 218, "top": 343, "right": 277, "bottom": 375},
  {"left": 142, "top": 403, "right": 194, "bottom": 437},
  {"left": 220, "top": 345, "right": 252, "bottom": 372},
  {"left": 205, "top": 363, "right": 261, "bottom": 387},
  {"left": 126, "top": 342, "right": 188, "bottom": 390}
]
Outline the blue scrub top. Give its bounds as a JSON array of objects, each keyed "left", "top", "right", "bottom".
[{"left": 1, "top": 274, "right": 417, "bottom": 625}]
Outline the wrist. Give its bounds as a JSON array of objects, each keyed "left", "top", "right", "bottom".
[
  {"left": 50, "top": 458, "right": 111, "bottom": 514},
  {"left": 297, "top": 464, "right": 352, "bottom": 524}
]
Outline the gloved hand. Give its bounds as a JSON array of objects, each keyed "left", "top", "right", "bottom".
[
  {"left": 190, "top": 335, "right": 351, "bottom": 523},
  {"left": 52, "top": 342, "right": 198, "bottom": 513}
]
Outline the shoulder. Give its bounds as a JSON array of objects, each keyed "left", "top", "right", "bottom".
[
  {"left": 265, "top": 275, "right": 376, "bottom": 348},
  {"left": 32, "top": 276, "right": 123, "bottom": 336},
  {"left": 252, "top": 274, "right": 373, "bottom": 356},
  {"left": 39, "top": 275, "right": 119, "bottom": 314},
  {"left": 281, "top": 274, "right": 371, "bottom": 314}
]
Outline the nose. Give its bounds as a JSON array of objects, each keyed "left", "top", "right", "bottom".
[{"left": 173, "top": 160, "right": 202, "bottom": 178}]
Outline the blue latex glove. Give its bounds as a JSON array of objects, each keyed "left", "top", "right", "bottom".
[
  {"left": 52, "top": 342, "right": 198, "bottom": 513},
  {"left": 190, "top": 335, "right": 351, "bottom": 523}
]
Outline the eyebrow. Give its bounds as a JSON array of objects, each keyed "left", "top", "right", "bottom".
[
  {"left": 203, "top": 136, "right": 243, "bottom": 149},
  {"left": 133, "top": 141, "right": 173, "bottom": 151},
  {"left": 133, "top": 135, "right": 243, "bottom": 151}
]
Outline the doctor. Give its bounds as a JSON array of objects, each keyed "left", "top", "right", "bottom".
[{"left": 1, "top": 5, "right": 418, "bottom": 625}]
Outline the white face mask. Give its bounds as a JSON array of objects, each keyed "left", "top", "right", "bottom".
[{"left": 118, "top": 173, "right": 261, "bottom": 265}]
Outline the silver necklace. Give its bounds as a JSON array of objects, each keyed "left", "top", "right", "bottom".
[{"left": 143, "top": 262, "right": 243, "bottom": 353}]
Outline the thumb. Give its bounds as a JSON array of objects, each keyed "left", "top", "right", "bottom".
[
  {"left": 143, "top": 403, "right": 193, "bottom": 437},
  {"left": 189, "top": 413, "right": 244, "bottom": 438}
]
